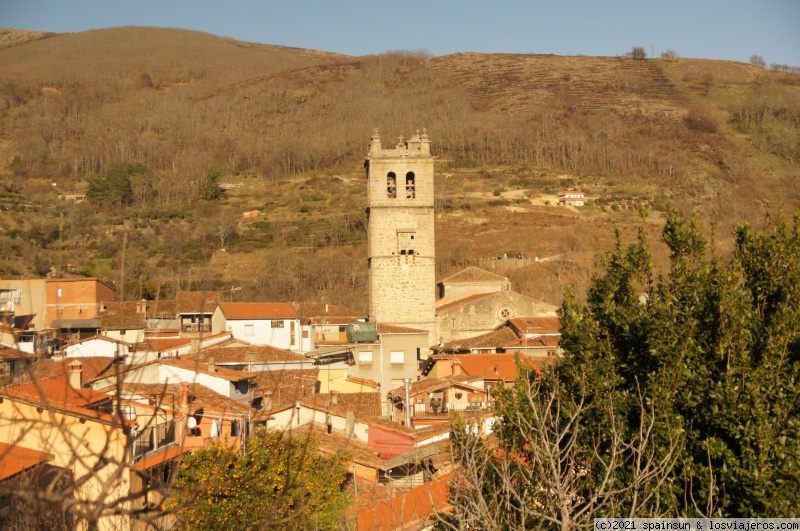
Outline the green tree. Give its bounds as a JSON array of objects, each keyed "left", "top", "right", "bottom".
[
  {"left": 169, "top": 429, "right": 350, "bottom": 530},
  {"left": 87, "top": 163, "right": 149, "bottom": 208},
  {"left": 444, "top": 212, "right": 800, "bottom": 528}
]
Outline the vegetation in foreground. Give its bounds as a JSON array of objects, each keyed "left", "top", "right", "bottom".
[
  {"left": 169, "top": 429, "right": 350, "bottom": 531},
  {"left": 446, "top": 212, "right": 800, "bottom": 528}
]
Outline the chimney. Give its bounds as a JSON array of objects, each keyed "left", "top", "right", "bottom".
[
  {"left": 191, "top": 339, "right": 200, "bottom": 353},
  {"left": 345, "top": 410, "right": 355, "bottom": 437},
  {"left": 208, "top": 357, "right": 215, "bottom": 373},
  {"left": 263, "top": 391, "right": 273, "bottom": 412},
  {"left": 179, "top": 382, "right": 189, "bottom": 409},
  {"left": 68, "top": 360, "right": 83, "bottom": 389},
  {"left": 331, "top": 391, "right": 339, "bottom": 405},
  {"left": 324, "top": 303, "right": 329, "bottom": 313}
]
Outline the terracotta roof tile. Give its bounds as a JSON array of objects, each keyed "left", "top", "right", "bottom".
[
  {"left": 252, "top": 369, "right": 321, "bottom": 408},
  {"left": 299, "top": 392, "right": 382, "bottom": 421},
  {"left": 345, "top": 376, "right": 380, "bottom": 389},
  {"left": 12, "top": 357, "right": 116, "bottom": 385},
  {"left": 111, "top": 382, "right": 250, "bottom": 416},
  {"left": 454, "top": 354, "right": 537, "bottom": 382},
  {"left": 435, "top": 292, "right": 497, "bottom": 312},
  {"left": 438, "top": 327, "right": 520, "bottom": 352},
  {"left": 377, "top": 324, "right": 428, "bottom": 334},
  {"left": 1, "top": 380, "right": 130, "bottom": 426},
  {"left": 146, "top": 299, "right": 176, "bottom": 319},
  {"left": 356, "top": 472, "right": 454, "bottom": 530},
  {"left": 0, "top": 442, "right": 54, "bottom": 481},
  {"left": 99, "top": 301, "right": 146, "bottom": 330},
  {"left": 218, "top": 302, "right": 299, "bottom": 320},
  {"left": 288, "top": 423, "right": 386, "bottom": 470},
  {"left": 0, "top": 346, "right": 34, "bottom": 361},
  {"left": 507, "top": 316, "right": 562, "bottom": 334},
  {"left": 175, "top": 291, "right": 222, "bottom": 315},
  {"left": 188, "top": 345, "right": 307, "bottom": 364}
]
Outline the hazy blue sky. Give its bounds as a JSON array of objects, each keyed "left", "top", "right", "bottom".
[{"left": 3, "top": 0, "right": 799, "bottom": 65}]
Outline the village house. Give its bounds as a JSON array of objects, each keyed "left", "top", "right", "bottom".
[
  {"left": 99, "top": 300, "right": 148, "bottom": 343},
  {"left": 175, "top": 291, "right": 222, "bottom": 335},
  {"left": 0, "top": 375, "right": 176, "bottom": 530},
  {"left": 0, "top": 277, "right": 115, "bottom": 336},
  {"left": 211, "top": 302, "right": 302, "bottom": 350},
  {"left": 558, "top": 190, "right": 585, "bottom": 206}
]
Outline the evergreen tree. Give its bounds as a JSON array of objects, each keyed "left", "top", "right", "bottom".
[{"left": 444, "top": 212, "right": 800, "bottom": 529}]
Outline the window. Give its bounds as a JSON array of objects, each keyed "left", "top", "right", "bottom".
[
  {"left": 405, "top": 172, "right": 415, "bottom": 198},
  {"left": 271, "top": 320, "right": 284, "bottom": 329},
  {"left": 359, "top": 351, "right": 373, "bottom": 365},
  {"left": 387, "top": 172, "right": 397, "bottom": 198},
  {"left": 57, "top": 288, "right": 62, "bottom": 297},
  {"left": 397, "top": 229, "right": 416, "bottom": 256},
  {"left": 390, "top": 351, "right": 405, "bottom": 365},
  {"left": 244, "top": 324, "right": 255, "bottom": 337}
]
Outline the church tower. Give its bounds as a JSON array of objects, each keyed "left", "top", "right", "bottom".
[{"left": 365, "top": 129, "right": 436, "bottom": 346}]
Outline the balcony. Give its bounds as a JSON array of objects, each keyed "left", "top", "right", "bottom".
[{"left": 411, "top": 401, "right": 488, "bottom": 419}]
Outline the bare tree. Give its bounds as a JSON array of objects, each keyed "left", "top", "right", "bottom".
[
  {"left": 440, "top": 374, "right": 683, "bottom": 530},
  {"left": 630, "top": 47, "right": 647, "bottom": 60},
  {"left": 749, "top": 55, "right": 766, "bottom": 68}
]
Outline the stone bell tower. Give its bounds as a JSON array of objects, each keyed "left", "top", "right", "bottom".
[{"left": 365, "top": 128, "right": 436, "bottom": 346}]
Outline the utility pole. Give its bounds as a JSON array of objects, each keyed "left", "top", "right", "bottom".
[{"left": 120, "top": 231, "right": 127, "bottom": 302}]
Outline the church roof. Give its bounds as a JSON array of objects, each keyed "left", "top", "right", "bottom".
[{"left": 438, "top": 266, "right": 508, "bottom": 285}]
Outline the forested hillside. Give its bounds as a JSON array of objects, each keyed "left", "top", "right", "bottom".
[{"left": 1, "top": 27, "right": 798, "bottom": 310}]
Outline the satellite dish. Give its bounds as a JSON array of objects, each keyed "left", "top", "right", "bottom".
[{"left": 186, "top": 417, "right": 197, "bottom": 429}]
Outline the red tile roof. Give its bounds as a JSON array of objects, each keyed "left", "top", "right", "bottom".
[
  {"left": 99, "top": 301, "right": 146, "bottom": 329},
  {"left": 454, "top": 354, "right": 537, "bottom": 382},
  {"left": 0, "top": 346, "right": 34, "bottom": 361},
  {"left": 218, "top": 302, "right": 299, "bottom": 320},
  {"left": 435, "top": 292, "right": 497, "bottom": 312},
  {"left": 438, "top": 327, "right": 520, "bottom": 352},
  {"left": 175, "top": 291, "right": 222, "bottom": 315},
  {"left": 188, "top": 345, "right": 307, "bottom": 364},
  {"left": 146, "top": 299, "right": 176, "bottom": 319},
  {"left": 12, "top": 357, "right": 116, "bottom": 385},
  {"left": 345, "top": 376, "right": 380, "bottom": 389},
  {"left": 288, "top": 423, "right": 386, "bottom": 470},
  {"left": 357, "top": 473, "right": 453, "bottom": 530},
  {"left": 299, "top": 392, "right": 382, "bottom": 421},
  {"left": 507, "top": 316, "right": 562, "bottom": 334},
  {"left": 1, "top": 380, "right": 131, "bottom": 426},
  {"left": 0, "top": 442, "right": 54, "bottom": 481},
  {"left": 377, "top": 324, "right": 428, "bottom": 334},
  {"left": 252, "top": 369, "right": 321, "bottom": 408}
]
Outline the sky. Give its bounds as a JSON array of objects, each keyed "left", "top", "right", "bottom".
[{"left": 3, "top": 0, "right": 799, "bottom": 66}]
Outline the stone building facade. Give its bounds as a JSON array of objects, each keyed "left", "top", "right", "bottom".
[{"left": 366, "top": 129, "right": 436, "bottom": 347}]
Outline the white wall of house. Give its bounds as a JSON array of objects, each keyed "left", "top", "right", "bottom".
[
  {"left": 218, "top": 317, "right": 302, "bottom": 350},
  {"left": 64, "top": 338, "right": 130, "bottom": 358},
  {"left": 102, "top": 329, "right": 145, "bottom": 344}
]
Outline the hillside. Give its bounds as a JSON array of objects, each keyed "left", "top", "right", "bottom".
[{"left": 0, "top": 27, "right": 798, "bottom": 310}]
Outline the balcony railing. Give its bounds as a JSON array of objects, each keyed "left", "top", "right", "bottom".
[
  {"left": 411, "top": 401, "right": 488, "bottom": 419},
  {"left": 182, "top": 323, "right": 211, "bottom": 334}
]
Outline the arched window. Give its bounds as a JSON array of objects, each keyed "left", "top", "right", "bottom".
[
  {"left": 387, "top": 172, "right": 397, "bottom": 198},
  {"left": 405, "top": 172, "right": 415, "bottom": 198}
]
